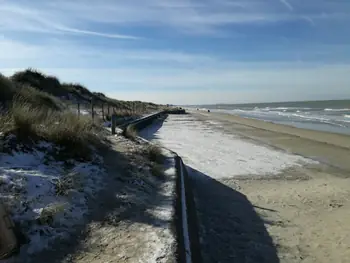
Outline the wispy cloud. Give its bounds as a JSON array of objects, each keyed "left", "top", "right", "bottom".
[
  {"left": 279, "top": 0, "right": 294, "bottom": 11},
  {"left": 0, "top": 2, "right": 139, "bottom": 39},
  {"left": 1, "top": 0, "right": 350, "bottom": 104},
  {"left": 54, "top": 27, "right": 139, "bottom": 40},
  {"left": 2, "top": 0, "right": 350, "bottom": 37}
]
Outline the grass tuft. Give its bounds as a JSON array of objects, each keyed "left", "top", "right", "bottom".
[
  {"left": 150, "top": 163, "right": 164, "bottom": 178},
  {"left": 125, "top": 126, "right": 138, "bottom": 140},
  {"left": 0, "top": 99, "right": 100, "bottom": 160},
  {"left": 55, "top": 172, "right": 84, "bottom": 196},
  {"left": 145, "top": 144, "right": 164, "bottom": 164},
  {"left": 37, "top": 203, "right": 66, "bottom": 226}
]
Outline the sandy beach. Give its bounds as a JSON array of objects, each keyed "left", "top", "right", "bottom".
[
  {"left": 141, "top": 111, "right": 350, "bottom": 263},
  {"left": 193, "top": 111, "right": 350, "bottom": 263}
]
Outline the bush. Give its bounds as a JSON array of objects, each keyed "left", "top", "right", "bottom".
[
  {"left": 0, "top": 99, "right": 99, "bottom": 160},
  {"left": 10, "top": 100, "right": 40, "bottom": 139},
  {"left": 45, "top": 112, "right": 97, "bottom": 160},
  {"left": 1, "top": 72, "right": 64, "bottom": 111},
  {"left": 37, "top": 203, "right": 66, "bottom": 226},
  {"left": 0, "top": 74, "right": 16, "bottom": 105},
  {"left": 125, "top": 126, "right": 138, "bottom": 140},
  {"left": 18, "top": 85, "right": 65, "bottom": 111},
  {"left": 54, "top": 172, "right": 84, "bottom": 196},
  {"left": 151, "top": 163, "right": 164, "bottom": 178},
  {"left": 145, "top": 144, "right": 164, "bottom": 164}
]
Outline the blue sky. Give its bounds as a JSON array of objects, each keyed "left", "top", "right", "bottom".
[{"left": 1, "top": 0, "right": 350, "bottom": 104}]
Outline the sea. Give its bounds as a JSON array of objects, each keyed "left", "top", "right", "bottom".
[{"left": 192, "top": 100, "right": 350, "bottom": 135}]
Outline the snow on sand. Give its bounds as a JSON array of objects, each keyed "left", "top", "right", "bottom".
[
  {"left": 0, "top": 141, "right": 105, "bottom": 257},
  {"left": 140, "top": 115, "right": 316, "bottom": 178}
]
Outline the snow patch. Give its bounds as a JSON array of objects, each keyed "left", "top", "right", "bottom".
[
  {"left": 0, "top": 141, "right": 105, "bottom": 257},
  {"left": 141, "top": 115, "right": 317, "bottom": 178}
]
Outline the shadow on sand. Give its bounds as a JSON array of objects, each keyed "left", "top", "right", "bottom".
[
  {"left": 186, "top": 166, "right": 280, "bottom": 263},
  {"left": 139, "top": 114, "right": 280, "bottom": 262},
  {"left": 138, "top": 117, "right": 165, "bottom": 141},
  {"left": 20, "top": 135, "right": 174, "bottom": 263}
]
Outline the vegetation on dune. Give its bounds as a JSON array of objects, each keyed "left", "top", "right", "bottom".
[
  {"left": 0, "top": 98, "right": 99, "bottom": 160},
  {"left": 0, "top": 69, "right": 168, "bottom": 260},
  {"left": 145, "top": 144, "right": 165, "bottom": 164},
  {"left": 0, "top": 68, "right": 161, "bottom": 160},
  {"left": 3, "top": 68, "right": 159, "bottom": 113},
  {"left": 125, "top": 125, "right": 138, "bottom": 140},
  {"left": 150, "top": 163, "right": 165, "bottom": 178},
  {"left": 0, "top": 67, "right": 165, "bottom": 162}
]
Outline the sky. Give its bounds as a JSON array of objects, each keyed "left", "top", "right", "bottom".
[{"left": 1, "top": 0, "right": 350, "bottom": 104}]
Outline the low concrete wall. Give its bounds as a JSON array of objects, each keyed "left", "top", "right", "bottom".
[
  {"left": 175, "top": 156, "right": 202, "bottom": 263},
  {"left": 119, "top": 111, "right": 165, "bottom": 134},
  {"left": 164, "top": 108, "right": 186, "bottom": 115},
  {"left": 123, "top": 112, "right": 202, "bottom": 263}
]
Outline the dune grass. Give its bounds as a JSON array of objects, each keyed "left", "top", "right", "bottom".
[
  {"left": 1, "top": 68, "right": 161, "bottom": 160},
  {"left": 125, "top": 125, "right": 138, "bottom": 140},
  {"left": 0, "top": 98, "right": 99, "bottom": 160},
  {"left": 0, "top": 72, "right": 103, "bottom": 160},
  {"left": 150, "top": 163, "right": 165, "bottom": 178},
  {"left": 145, "top": 144, "right": 165, "bottom": 164}
]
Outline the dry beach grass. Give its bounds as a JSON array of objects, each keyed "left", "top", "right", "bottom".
[{"left": 0, "top": 70, "right": 173, "bottom": 263}]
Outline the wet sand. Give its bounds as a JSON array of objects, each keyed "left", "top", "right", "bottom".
[{"left": 190, "top": 110, "right": 350, "bottom": 263}]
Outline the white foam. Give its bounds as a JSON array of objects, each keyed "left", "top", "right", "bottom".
[
  {"left": 142, "top": 115, "right": 316, "bottom": 178},
  {"left": 324, "top": 108, "right": 350, "bottom": 112}
]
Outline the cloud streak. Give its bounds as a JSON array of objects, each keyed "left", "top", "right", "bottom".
[
  {"left": 2, "top": 0, "right": 350, "bottom": 37},
  {"left": 0, "top": 2, "right": 139, "bottom": 39},
  {"left": 55, "top": 27, "right": 140, "bottom": 40},
  {"left": 1, "top": 0, "right": 350, "bottom": 104},
  {"left": 279, "top": 0, "right": 294, "bottom": 11}
]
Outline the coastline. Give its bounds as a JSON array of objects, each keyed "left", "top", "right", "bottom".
[
  {"left": 184, "top": 110, "right": 350, "bottom": 262},
  {"left": 190, "top": 110, "right": 350, "bottom": 172},
  {"left": 139, "top": 111, "right": 350, "bottom": 262}
]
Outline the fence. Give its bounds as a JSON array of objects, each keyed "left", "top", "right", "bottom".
[{"left": 65, "top": 99, "right": 156, "bottom": 122}]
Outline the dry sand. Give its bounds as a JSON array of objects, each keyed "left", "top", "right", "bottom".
[{"left": 192, "top": 111, "right": 350, "bottom": 263}]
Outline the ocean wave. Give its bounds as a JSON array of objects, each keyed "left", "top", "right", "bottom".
[
  {"left": 274, "top": 107, "right": 312, "bottom": 110},
  {"left": 275, "top": 107, "right": 289, "bottom": 110},
  {"left": 292, "top": 113, "right": 329, "bottom": 122},
  {"left": 324, "top": 108, "right": 350, "bottom": 112},
  {"left": 344, "top": 115, "right": 350, "bottom": 118}
]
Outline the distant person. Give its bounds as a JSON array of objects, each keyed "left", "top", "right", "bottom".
[{"left": 208, "top": 110, "right": 210, "bottom": 113}]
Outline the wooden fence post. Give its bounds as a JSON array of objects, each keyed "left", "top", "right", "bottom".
[
  {"left": 102, "top": 103, "right": 105, "bottom": 121},
  {"left": 111, "top": 114, "right": 117, "bottom": 135},
  {"left": 77, "top": 102, "right": 80, "bottom": 117},
  {"left": 91, "top": 98, "right": 94, "bottom": 121}
]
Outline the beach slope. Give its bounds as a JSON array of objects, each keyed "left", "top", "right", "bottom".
[{"left": 141, "top": 112, "right": 350, "bottom": 263}]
